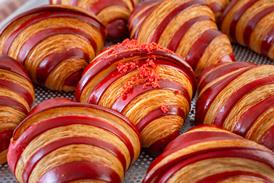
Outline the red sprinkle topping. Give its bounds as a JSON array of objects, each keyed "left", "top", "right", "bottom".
[
  {"left": 121, "top": 59, "right": 160, "bottom": 99},
  {"left": 117, "top": 61, "right": 139, "bottom": 74},
  {"left": 105, "top": 39, "right": 173, "bottom": 56},
  {"left": 175, "top": 90, "right": 181, "bottom": 95},
  {"left": 161, "top": 105, "right": 169, "bottom": 114}
]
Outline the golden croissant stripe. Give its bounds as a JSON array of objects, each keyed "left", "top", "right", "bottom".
[
  {"left": 76, "top": 39, "right": 195, "bottom": 153},
  {"left": 50, "top": 0, "right": 139, "bottom": 39},
  {"left": 143, "top": 126, "right": 274, "bottom": 183},
  {"left": 196, "top": 62, "right": 274, "bottom": 151},
  {"left": 221, "top": 0, "right": 274, "bottom": 60},
  {"left": 129, "top": 0, "right": 235, "bottom": 75},
  {"left": 0, "top": 5, "right": 105, "bottom": 92},
  {"left": 0, "top": 56, "right": 34, "bottom": 165},
  {"left": 8, "top": 98, "right": 141, "bottom": 183}
]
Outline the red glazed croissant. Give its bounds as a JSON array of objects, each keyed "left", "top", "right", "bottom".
[
  {"left": 221, "top": 0, "right": 274, "bottom": 60},
  {"left": 0, "top": 5, "right": 105, "bottom": 92},
  {"left": 50, "top": 0, "right": 139, "bottom": 40},
  {"left": 143, "top": 126, "right": 274, "bottom": 183},
  {"left": 206, "top": 0, "right": 230, "bottom": 19},
  {"left": 129, "top": 0, "right": 235, "bottom": 75},
  {"left": 76, "top": 39, "right": 195, "bottom": 153},
  {"left": 196, "top": 62, "right": 274, "bottom": 151},
  {"left": 8, "top": 98, "right": 141, "bottom": 183},
  {"left": 0, "top": 56, "right": 34, "bottom": 164}
]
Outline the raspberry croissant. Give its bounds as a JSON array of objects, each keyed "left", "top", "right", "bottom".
[
  {"left": 143, "top": 126, "right": 274, "bottom": 183},
  {"left": 0, "top": 5, "right": 105, "bottom": 92},
  {"left": 221, "top": 0, "right": 274, "bottom": 60},
  {"left": 129, "top": 0, "right": 235, "bottom": 75},
  {"left": 0, "top": 56, "right": 34, "bottom": 165},
  {"left": 50, "top": 0, "right": 139, "bottom": 40},
  {"left": 196, "top": 62, "right": 274, "bottom": 151},
  {"left": 8, "top": 98, "right": 141, "bottom": 183},
  {"left": 76, "top": 39, "right": 195, "bottom": 153}
]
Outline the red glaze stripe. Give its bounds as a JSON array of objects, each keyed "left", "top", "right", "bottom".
[
  {"left": 77, "top": 50, "right": 195, "bottom": 100},
  {"left": 0, "top": 79, "right": 33, "bottom": 105},
  {"left": 17, "top": 27, "right": 97, "bottom": 65},
  {"left": 129, "top": 2, "right": 158, "bottom": 37},
  {"left": 197, "top": 171, "right": 271, "bottom": 183},
  {"left": 0, "top": 130, "right": 13, "bottom": 152},
  {"left": 0, "top": 56, "right": 30, "bottom": 81},
  {"left": 163, "top": 131, "right": 240, "bottom": 155},
  {"left": 147, "top": 130, "right": 180, "bottom": 155},
  {"left": 260, "top": 125, "right": 274, "bottom": 151},
  {"left": 233, "top": 95, "right": 274, "bottom": 136},
  {"left": 38, "top": 161, "right": 121, "bottom": 183},
  {"left": 149, "top": 0, "right": 205, "bottom": 43},
  {"left": 195, "top": 67, "right": 252, "bottom": 125},
  {"left": 89, "top": 0, "right": 128, "bottom": 14},
  {"left": 36, "top": 48, "right": 89, "bottom": 84},
  {"left": 87, "top": 68, "right": 132, "bottom": 104},
  {"left": 111, "top": 79, "right": 191, "bottom": 113},
  {"left": 0, "top": 96, "right": 28, "bottom": 114},
  {"left": 229, "top": 0, "right": 257, "bottom": 40},
  {"left": 213, "top": 76, "right": 274, "bottom": 128},
  {"left": 9, "top": 116, "right": 134, "bottom": 173},
  {"left": 137, "top": 106, "right": 185, "bottom": 131},
  {"left": 261, "top": 27, "right": 274, "bottom": 56},
  {"left": 167, "top": 16, "right": 211, "bottom": 52},
  {"left": 2, "top": 10, "right": 104, "bottom": 55},
  {"left": 22, "top": 136, "right": 126, "bottom": 183},
  {"left": 244, "top": 6, "right": 274, "bottom": 46},
  {"left": 131, "top": 1, "right": 160, "bottom": 39},
  {"left": 220, "top": 0, "right": 238, "bottom": 23},
  {"left": 144, "top": 148, "right": 274, "bottom": 183},
  {"left": 198, "top": 62, "right": 252, "bottom": 91},
  {"left": 186, "top": 29, "right": 222, "bottom": 69},
  {"left": 208, "top": 2, "right": 222, "bottom": 15},
  {"left": 64, "top": 69, "right": 84, "bottom": 87}
]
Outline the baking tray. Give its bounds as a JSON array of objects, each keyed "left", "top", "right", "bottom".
[{"left": 0, "top": 0, "right": 273, "bottom": 182}]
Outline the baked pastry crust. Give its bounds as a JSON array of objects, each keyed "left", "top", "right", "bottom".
[
  {"left": 129, "top": 0, "right": 235, "bottom": 75},
  {"left": 143, "top": 126, "right": 274, "bottom": 182},
  {"left": 197, "top": 62, "right": 274, "bottom": 151},
  {"left": 50, "top": 0, "right": 139, "bottom": 40},
  {"left": 76, "top": 39, "right": 195, "bottom": 153},
  {"left": 0, "top": 5, "right": 105, "bottom": 92},
  {"left": 221, "top": 0, "right": 274, "bottom": 60},
  {"left": 8, "top": 98, "right": 140, "bottom": 183},
  {"left": 0, "top": 56, "right": 34, "bottom": 165}
]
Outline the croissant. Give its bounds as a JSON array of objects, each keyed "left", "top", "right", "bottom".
[
  {"left": 0, "top": 5, "right": 105, "bottom": 92},
  {"left": 76, "top": 39, "right": 195, "bottom": 153},
  {"left": 129, "top": 0, "right": 235, "bottom": 75},
  {"left": 221, "top": 0, "right": 274, "bottom": 60},
  {"left": 196, "top": 62, "right": 274, "bottom": 151},
  {"left": 143, "top": 126, "right": 274, "bottom": 183},
  {"left": 7, "top": 98, "right": 141, "bottom": 183},
  {"left": 50, "top": 0, "right": 139, "bottom": 40},
  {"left": 0, "top": 56, "right": 34, "bottom": 165}
]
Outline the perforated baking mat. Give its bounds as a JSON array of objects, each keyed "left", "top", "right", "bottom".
[{"left": 0, "top": 0, "right": 273, "bottom": 182}]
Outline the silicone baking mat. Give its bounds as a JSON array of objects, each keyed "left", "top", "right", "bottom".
[{"left": 0, "top": 0, "right": 273, "bottom": 182}]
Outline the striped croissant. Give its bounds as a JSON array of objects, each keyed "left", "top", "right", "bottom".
[
  {"left": 0, "top": 5, "right": 105, "bottom": 92},
  {"left": 221, "top": 0, "right": 274, "bottom": 60},
  {"left": 8, "top": 98, "right": 141, "bottom": 183},
  {"left": 143, "top": 126, "right": 274, "bottom": 183},
  {"left": 50, "top": 0, "right": 139, "bottom": 40},
  {"left": 196, "top": 62, "right": 274, "bottom": 151},
  {"left": 76, "top": 39, "right": 195, "bottom": 153},
  {"left": 129, "top": 0, "right": 235, "bottom": 75},
  {"left": 0, "top": 56, "right": 34, "bottom": 165}
]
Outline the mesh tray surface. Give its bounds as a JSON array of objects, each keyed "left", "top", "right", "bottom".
[{"left": 0, "top": 1, "right": 273, "bottom": 182}]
